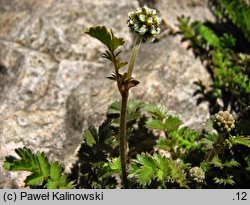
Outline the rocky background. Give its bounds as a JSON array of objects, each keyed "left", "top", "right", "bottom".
[{"left": 0, "top": 0, "right": 213, "bottom": 188}]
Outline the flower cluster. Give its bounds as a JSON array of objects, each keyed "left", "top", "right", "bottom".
[
  {"left": 189, "top": 167, "right": 205, "bottom": 184},
  {"left": 213, "top": 111, "right": 235, "bottom": 133},
  {"left": 127, "top": 5, "right": 161, "bottom": 42}
]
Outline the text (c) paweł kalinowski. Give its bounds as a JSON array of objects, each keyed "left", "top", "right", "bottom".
[{"left": 20, "top": 191, "right": 104, "bottom": 201}]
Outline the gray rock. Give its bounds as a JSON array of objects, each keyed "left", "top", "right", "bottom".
[
  {"left": 156, "top": 0, "right": 214, "bottom": 26},
  {"left": 0, "top": 0, "right": 212, "bottom": 188}
]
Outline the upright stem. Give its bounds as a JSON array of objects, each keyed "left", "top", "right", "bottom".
[
  {"left": 120, "top": 90, "right": 129, "bottom": 188},
  {"left": 127, "top": 36, "right": 142, "bottom": 79},
  {"left": 117, "top": 35, "right": 142, "bottom": 188}
]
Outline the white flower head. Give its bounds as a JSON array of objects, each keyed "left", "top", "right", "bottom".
[
  {"left": 189, "top": 167, "right": 205, "bottom": 183},
  {"left": 213, "top": 111, "right": 235, "bottom": 133},
  {"left": 127, "top": 5, "right": 162, "bottom": 42}
]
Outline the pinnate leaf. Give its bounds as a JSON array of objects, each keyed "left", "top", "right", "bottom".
[
  {"left": 84, "top": 25, "right": 124, "bottom": 51},
  {"left": 129, "top": 153, "right": 188, "bottom": 188},
  {"left": 3, "top": 147, "right": 75, "bottom": 188},
  {"left": 229, "top": 136, "right": 250, "bottom": 148},
  {"left": 214, "top": 175, "right": 235, "bottom": 186}
]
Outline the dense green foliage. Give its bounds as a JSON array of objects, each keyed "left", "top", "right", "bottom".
[
  {"left": 173, "top": 0, "right": 250, "bottom": 188},
  {"left": 178, "top": 15, "right": 250, "bottom": 114},
  {"left": 209, "top": 0, "right": 250, "bottom": 40},
  {"left": 3, "top": 147, "right": 75, "bottom": 188},
  {"left": 68, "top": 101, "right": 250, "bottom": 188},
  {"left": 177, "top": 2, "right": 250, "bottom": 141},
  {"left": 3, "top": 102, "right": 250, "bottom": 189}
]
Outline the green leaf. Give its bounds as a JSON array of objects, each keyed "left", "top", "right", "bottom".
[
  {"left": 137, "top": 165, "right": 155, "bottom": 186},
  {"left": 102, "top": 157, "right": 122, "bottom": 177},
  {"left": 214, "top": 175, "right": 235, "bottom": 186},
  {"left": 211, "top": 156, "right": 239, "bottom": 169},
  {"left": 219, "top": 34, "right": 236, "bottom": 48},
  {"left": 146, "top": 119, "right": 165, "bottom": 131},
  {"left": 156, "top": 138, "right": 173, "bottom": 152},
  {"left": 3, "top": 147, "right": 75, "bottom": 189},
  {"left": 177, "top": 16, "right": 194, "bottom": 40},
  {"left": 110, "top": 30, "right": 125, "bottom": 51},
  {"left": 129, "top": 153, "right": 188, "bottom": 188},
  {"left": 172, "top": 128, "right": 200, "bottom": 150},
  {"left": 25, "top": 173, "right": 44, "bottom": 186},
  {"left": 229, "top": 136, "right": 250, "bottom": 148},
  {"left": 3, "top": 156, "right": 31, "bottom": 171},
  {"left": 224, "top": 159, "right": 240, "bottom": 168},
  {"left": 3, "top": 148, "right": 35, "bottom": 172},
  {"left": 67, "top": 181, "right": 76, "bottom": 189},
  {"left": 168, "top": 161, "right": 188, "bottom": 188},
  {"left": 143, "top": 104, "right": 168, "bottom": 120},
  {"left": 37, "top": 152, "right": 50, "bottom": 178},
  {"left": 45, "top": 180, "right": 58, "bottom": 189},
  {"left": 98, "top": 118, "right": 113, "bottom": 143},
  {"left": 136, "top": 153, "right": 156, "bottom": 168},
  {"left": 196, "top": 24, "right": 220, "bottom": 47},
  {"left": 107, "top": 100, "right": 143, "bottom": 127},
  {"left": 130, "top": 153, "right": 156, "bottom": 186},
  {"left": 164, "top": 116, "right": 182, "bottom": 132},
  {"left": 84, "top": 128, "right": 97, "bottom": 147},
  {"left": 146, "top": 116, "right": 182, "bottom": 133},
  {"left": 107, "top": 158, "right": 121, "bottom": 171},
  {"left": 72, "top": 118, "right": 115, "bottom": 188},
  {"left": 245, "top": 156, "right": 250, "bottom": 171},
  {"left": 50, "top": 162, "right": 63, "bottom": 181},
  {"left": 127, "top": 100, "right": 144, "bottom": 115},
  {"left": 58, "top": 174, "right": 69, "bottom": 188},
  {"left": 84, "top": 25, "right": 124, "bottom": 51},
  {"left": 200, "top": 133, "right": 218, "bottom": 150},
  {"left": 144, "top": 104, "right": 182, "bottom": 132},
  {"left": 200, "top": 161, "right": 211, "bottom": 172},
  {"left": 154, "top": 154, "right": 169, "bottom": 181},
  {"left": 85, "top": 26, "right": 112, "bottom": 49},
  {"left": 107, "top": 101, "right": 120, "bottom": 116},
  {"left": 211, "top": 156, "right": 223, "bottom": 169}
]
